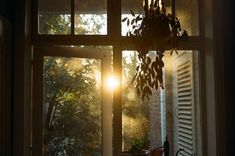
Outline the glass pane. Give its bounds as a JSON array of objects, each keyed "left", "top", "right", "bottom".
[
  {"left": 122, "top": 51, "right": 151, "bottom": 151},
  {"left": 38, "top": 0, "right": 71, "bottom": 34},
  {"left": 75, "top": 0, "right": 107, "bottom": 35},
  {"left": 121, "top": 0, "right": 143, "bottom": 36},
  {"left": 122, "top": 50, "right": 201, "bottom": 155},
  {"left": 43, "top": 56, "right": 102, "bottom": 155},
  {"left": 121, "top": 0, "right": 199, "bottom": 36},
  {"left": 176, "top": 0, "right": 199, "bottom": 36}
]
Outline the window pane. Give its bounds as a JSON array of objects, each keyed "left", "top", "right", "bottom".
[
  {"left": 121, "top": 0, "right": 199, "bottom": 36},
  {"left": 38, "top": 0, "right": 71, "bottom": 34},
  {"left": 43, "top": 56, "right": 102, "bottom": 155},
  {"left": 122, "top": 51, "right": 151, "bottom": 151},
  {"left": 121, "top": 0, "right": 143, "bottom": 36},
  {"left": 75, "top": 0, "right": 107, "bottom": 35},
  {"left": 122, "top": 50, "right": 202, "bottom": 155},
  {"left": 175, "top": 0, "right": 199, "bottom": 36}
]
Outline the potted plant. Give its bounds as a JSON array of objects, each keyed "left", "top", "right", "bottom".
[
  {"left": 120, "top": 139, "right": 150, "bottom": 156},
  {"left": 122, "top": 0, "right": 188, "bottom": 99}
]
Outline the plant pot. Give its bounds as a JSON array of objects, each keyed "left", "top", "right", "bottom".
[{"left": 120, "top": 150, "right": 150, "bottom": 156}]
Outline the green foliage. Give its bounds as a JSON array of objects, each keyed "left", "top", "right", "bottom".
[
  {"left": 128, "top": 139, "right": 149, "bottom": 154},
  {"left": 40, "top": 12, "right": 108, "bottom": 156},
  {"left": 39, "top": 14, "right": 71, "bottom": 34},
  {"left": 122, "top": 0, "right": 188, "bottom": 100},
  {"left": 44, "top": 57, "right": 102, "bottom": 156},
  {"left": 39, "top": 13, "right": 106, "bottom": 35}
]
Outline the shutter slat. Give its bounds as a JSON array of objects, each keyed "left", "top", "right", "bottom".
[
  {"left": 179, "top": 137, "right": 193, "bottom": 145},
  {"left": 177, "top": 77, "right": 191, "bottom": 85},
  {"left": 179, "top": 128, "right": 193, "bottom": 135},
  {"left": 179, "top": 142, "right": 193, "bottom": 150},
  {"left": 178, "top": 96, "right": 192, "bottom": 101},
  {"left": 178, "top": 111, "right": 192, "bottom": 115},
  {"left": 179, "top": 133, "right": 193, "bottom": 140},
  {"left": 178, "top": 101, "right": 191, "bottom": 106},
  {"left": 178, "top": 106, "right": 191, "bottom": 111},
  {"left": 178, "top": 92, "right": 191, "bottom": 97},
  {"left": 177, "top": 82, "right": 191, "bottom": 89},
  {"left": 179, "top": 115, "right": 192, "bottom": 120},
  {"left": 177, "top": 72, "right": 190, "bottom": 80},
  {"left": 177, "top": 60, "right": 194, "bottom": 156}
]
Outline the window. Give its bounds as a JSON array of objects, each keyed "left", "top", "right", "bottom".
[
  {"left": 74, "top": 0, "right": 107, "bottom": 34},
  {"left": 121, "top": 51, "right": 201, "bottom": 155},
  {"left": 32, "top": 0, "right": 203, "bottom": 156},
  {"left": 33, "top": 46, "right": 113, "bottom": 156},
  {"left": 38, "top": 0, "right": 107, "bottom": 35},
  {"left": 38, "top": 0, "right": 71, "bottom": 34}
]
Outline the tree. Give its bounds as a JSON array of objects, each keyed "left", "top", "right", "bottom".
[
  {"left": 39, "top": 12, "right": 106, "bottom": 156},
  {"left": 44, "top": 57, "right": 102, "bottom": 156}
]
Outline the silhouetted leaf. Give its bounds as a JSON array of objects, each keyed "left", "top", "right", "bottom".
[
  {"left": 122, "top": 17, "right": 128, "bottom": 22},
  {"left": 137, "top": 87, "right": 140, "bottom": 96},
  {"left": 147, "top": 57, "right": 151, "bottom": 64},
  {"left": 151, "top": 70, "right": 155, "bottom": 78},
  {"left": 148, "top": 76, "right": 152, "bottom": 86},
  {"left": 155, "top": 80, "right": 158, "bottom": 90},
  {"left": 136, "top": 15, "right": 143, "bottom": 22},
  {"left": 175, "top": 49, "right": 178, "bottom": 55},
  {"left": 130, "top": 10, "right": 135, "bottom": 17},
  {"left": 124, "top": 1, "right": 188, "bottom": 101},
  {"left": 131, "top": 73, "right": 137, "bottom": 85},
  {"left": 131, "top": 19, "right": 135, "bottom": 25},
  {"left": 150, "top": 80, "right": 155, "bottom": 88}
]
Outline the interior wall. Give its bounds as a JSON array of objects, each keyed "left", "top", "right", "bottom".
[
  {"left": 0, "top": 0, "right": 234, "bottom": 155},
  {"left": 223, "top": 0, "right": 235, "bottom": 155},
  {"left": 0, "top": 0, "right": 13, "bottom": 156},
  {"left": 13, "top": 0, "right": 32, "bottom": 155},
  {"left": 0, "top": 15, "right": 12, "bottom": 156}
]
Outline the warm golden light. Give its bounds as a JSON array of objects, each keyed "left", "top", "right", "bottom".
[{"left": 107, "top": 75, "right": 119, "bottom": 90}]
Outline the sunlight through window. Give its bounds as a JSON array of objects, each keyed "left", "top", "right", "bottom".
[{"left": 107, "top": 75, "right": 119, "bottom": 90}]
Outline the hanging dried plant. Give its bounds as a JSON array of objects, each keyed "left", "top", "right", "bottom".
[{"left": 122, "top": 0, "right": 188, "bottom": 100}]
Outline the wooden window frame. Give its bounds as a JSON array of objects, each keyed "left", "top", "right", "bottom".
[{"left": 31, "top": 0, "right": 207, "bottom": 156}]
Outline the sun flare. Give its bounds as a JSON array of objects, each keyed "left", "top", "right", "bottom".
[{"left": 107, "top": 75, "right": 119, "bottom": 90}]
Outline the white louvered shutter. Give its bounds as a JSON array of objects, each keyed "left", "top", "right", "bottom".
[{"left": 175, "top": 54, "right": 196, "bottom": 156}]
